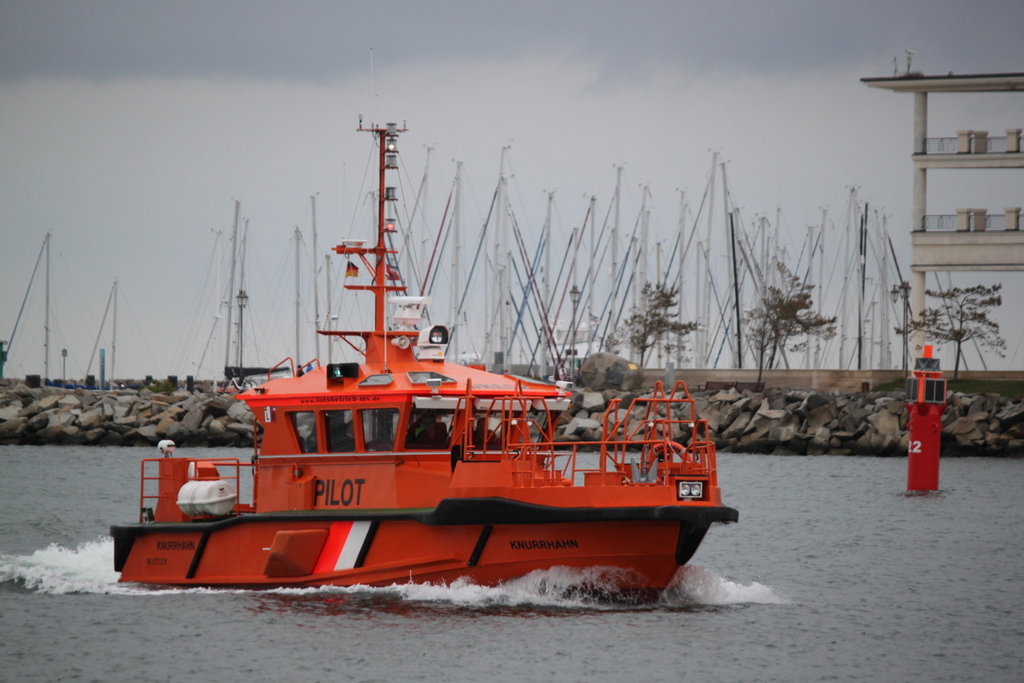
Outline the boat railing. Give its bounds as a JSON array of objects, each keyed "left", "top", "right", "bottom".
[
  {"left": 458, "top": 380, "right": 715, "bottom": 488},
  {"left": 139, "top": 456, "right": 253, "bottom": 522}
]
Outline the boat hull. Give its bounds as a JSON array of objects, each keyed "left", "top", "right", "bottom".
[{"left": 112, "top": 500, "right": 737, "bottom": 591}]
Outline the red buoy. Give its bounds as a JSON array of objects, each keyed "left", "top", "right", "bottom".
[{"left": 905, "top": 345, "right": 947, "bottom": 492}]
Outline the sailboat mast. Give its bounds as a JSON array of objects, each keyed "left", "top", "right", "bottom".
[
  {"left": 112, "top": 279, "right": 117, "bottom": 386},
  {"left": 311, "top": 194, "right": 320, "bottom": 361},
  {"left": 587, "top": 194, "right": 596, "bottom": 354},
  {"left": 224, "top": 200, "right": 240, "bottom": 380},
  {"left": 450, "top": 161, "right": 463, "bottom": 363},
  {"left": 611, "top": 165, "right": 621, "bottom": 352},
  {"left": 325, "top": 254, "right": 333, "bottom": 364},
  {"left": 44, "top": 231, "right": 51, "bottom": 381},
  {"left": 676, "top": 190, "right": 686, "bottom": 367},
  {"left": 540, "top": 190, "right": 554, "bottom": 378},
  {"left": 294, "top": 226, "right": 302, "bottom": 365}
]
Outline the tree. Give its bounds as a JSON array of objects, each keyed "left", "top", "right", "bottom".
[
  {"left": 911, "top": 284, "right": 1005, "bottom": 379},
  {"left": 608, "top": 282, "right": 696, "bottom": 367},
  {"left": 745, "top": 263, "right": 836, "bottom": 382}
]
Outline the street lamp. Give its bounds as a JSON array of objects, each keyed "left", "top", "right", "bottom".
[
  {"left": 569, "top": 285, "right": 581, "bottom": 380},
  {"left": 61, "top": 348, "right": 67, "bottom": 388},
  {"left": 890, "top": 281, "right": 910, "bottom": 376},
  {"left": 236, "top": 289, "right": 249, "bottom": 370}
]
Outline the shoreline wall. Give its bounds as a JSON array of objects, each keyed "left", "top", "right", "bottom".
[
  {"left": 2, "top": 383, "right": 1023, "bottom": 457},
  {"left": 554, "top": 386, "right": 1024, "bottom": 457},
  {"left": 0, "top": 386, "right": 255, "bottom": 448}
]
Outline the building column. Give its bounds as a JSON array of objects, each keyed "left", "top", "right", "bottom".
[
  {"left": 956, "top": 208, "right": 971, "bottom": 231},
  {"left": 957, "top": 130, "right": 973, "bottom": 153},
  {"left": 912, "top": 92, "right": 927, "bottom": 233},
  {"left": 1007, "top": 129, "right": 1022, "bottom": 154},
  {"left": 911, "top": 269, "right": 927, "bottom": 358},
  {"left": 1006, "top": 207, "right": 1021, "bottom": 231},
  {"left": 972, "top": 208, "right": 988, "bottom": 231},
  {"left": 974, "top": 130, "right": 988, "bottom": 154}
]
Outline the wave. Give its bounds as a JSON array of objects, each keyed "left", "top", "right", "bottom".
[{"left": 1, "top": 539, "right": 785, "bottom": 608}]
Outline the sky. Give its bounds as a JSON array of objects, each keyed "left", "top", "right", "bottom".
[{"left": 1, "top": 0, "right": 1022, "bottom": 382}]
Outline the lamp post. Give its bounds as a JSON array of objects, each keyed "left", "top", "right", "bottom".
[
  {"left": 569, "top": 285, "right": 581, "bottom": 381},
  {"left": 61, "top": 348, "right": 67, "bottom": 388},
  {"left": 235, "top": 289, "right": 248, "bottom": 372},
  {"left": 890, "top": 281, "right": 911, "bottom": 376}
]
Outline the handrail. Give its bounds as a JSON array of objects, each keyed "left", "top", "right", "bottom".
[
  {"left": 454, "top": 379, "right": 715, "bottom": 488},
  {"left": 267, "top": 357, "right": 296, "bottom": 381}
]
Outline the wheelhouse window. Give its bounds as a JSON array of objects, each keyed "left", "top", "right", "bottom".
[
  {"left": 324, "top": 409, "right": 355, "bottom": 453},
  {"left": 290, "top": 411, "right": 318, "bottom": 453},
  {"left": 405, "top": 408, "right": 454, "bottom": 450},
  {"left": 362, "top": 407, "right": 399, "bottom": 451}
]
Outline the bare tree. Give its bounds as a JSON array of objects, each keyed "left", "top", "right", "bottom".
[
  {"left": 745, "top": 263, "right": 836, "bottom": 382},
  {"left": 911, "top": 284, "right": 1005, "bottom": 379},
  {"left": 609, "top": 283, "right": 696, "bottom": 367}
]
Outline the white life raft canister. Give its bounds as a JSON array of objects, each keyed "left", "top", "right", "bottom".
[{"left": 176, "top": 480, "right": 237, "bottom": 517}]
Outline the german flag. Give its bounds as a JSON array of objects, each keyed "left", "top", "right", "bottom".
[{"left": 345, "top": 261, "right": 359, "bottom": 278}]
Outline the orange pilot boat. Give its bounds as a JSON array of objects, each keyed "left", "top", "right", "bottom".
[{"left": 111, "top": 121, "right": 738, "bottom": 594}]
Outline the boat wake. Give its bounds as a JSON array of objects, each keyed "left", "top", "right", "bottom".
[{"left": 2, "top": 538, "right": 785, "bottom": 608}]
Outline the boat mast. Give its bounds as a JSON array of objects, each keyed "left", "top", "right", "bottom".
[
  {"left": 294, "top": 226, "right": 302, "bottom": 365},
  {"left": 43, "top": 231, "right": 51, "bottom": 382},
  {"left": 697, "top": 153, "right": 717, "bottom": 367},
  {"left": 450, "top": 161, "right": 463, "bottom": 362},
  {"left": 675, "top": 190, "right": 686, "bottom": 368},
  {"left": 112, "top": 278, "right": 117, "bottom": 387},
  {"left": 311, "top": 193, "right": 320, "bottom": 361},
  {"left": 587, "top": 194, "right": 596, "bottom": 357},
  {"left": 330, "top": 120, "right": 407, "bottom": 366},
  {"left": 235, "top": 219, "right": 249, "bottom": 372},
  {"left": 223, "top": 200, "right": 240, "bottom": 381},
  {"left": 325, "top": 254, "right": 333, "bottom": 364},
  {"left": 611, "top": 165, "right": 621, "bottom": 354}
]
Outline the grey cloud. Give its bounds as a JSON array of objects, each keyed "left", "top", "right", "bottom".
[{"left": 2, "top": 1, "right": 1022, "bottom": 84}]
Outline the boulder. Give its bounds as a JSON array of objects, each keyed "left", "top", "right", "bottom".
[
  {"left": 866, "top": 410, "right": 901, "bottom": 437},
  {"left": 0, "top": 417, "right": 27, "bottom": 439},
  {"left": 0, "top": 403, "right": 22, "bottom": 421},
  {"left": 995, "top": 402, "right": 1024, "bottom": 430},
  {"left": 578, "top": 352, "right": 644, "bottom": 392},
  {"left": 805, "top": 404, "right": 837, "bottom": 431},
  {"left": 227, "top": 399, "right": 253, "bottom": 423},
  {"left": 77, "top": 409, "right": 105, "bottom": 429},
  {"left": 722, "top": 412, "right": 752, "bottom": 440},
  {"left": 182, "top": 408, "right": 204, "bottom": 432},
  {"left": 581, "top": 392, "right": 606, "bottom": 414},
  {"left": 807, "top": 427, "right": 830, "bottom": 455}
]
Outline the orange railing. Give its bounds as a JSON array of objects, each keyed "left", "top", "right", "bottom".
[
  {"left": 139, "top": 457, "right": 253, "bottom": 522},
  {"left": 457, "top": 380, "right": 717, "bottom": 489}
]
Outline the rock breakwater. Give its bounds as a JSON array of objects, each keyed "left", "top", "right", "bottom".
[
  {"left": 553, "top": 386, "right": 1024, "bottom": 458},
  {"left": 3, "top": 383, "right": 1023, "bottom": 456},
  {"left": 0, "top": 385, "right": 256, "bottom": 447}
]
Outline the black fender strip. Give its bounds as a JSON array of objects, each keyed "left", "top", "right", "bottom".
[
  {"left": 353, "top": 521, "right": 378, "bottom": 569},
  {"left": 185, "top": 529, "right": 212, "bottom": 579},
  {"left": 674, "top": 522, "right": 710, "bottom": 566},
  {"left": 467, "top": 525, "right": 493, "bottom": 567}
]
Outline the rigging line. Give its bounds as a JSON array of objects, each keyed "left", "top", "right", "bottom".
[
  {"left": 6, "top": 235, "right": 46, "bottom": 357},
  {"left": 172, "top": 233, "right": 220, "bottom": 373},
  {"left": 348, "top": 137, "right": 382, "bottom": 235},
  {"left": 118, "top": 286, "right": 162, "bottom": 372},
  {"left": 420, "top": 184, "right": 454, "bottom": 296},
  {"left": 597, "top": 224, "right": 638, "bottom": 350},
  {"left": 455, "top": 182, "right": 499, "bottom": 325},
  {"left": 84, "top": 283, "right": 115, "bottom": 379},
  {"left": 506, "top": 210, "right": 548, "bottom": 365}
]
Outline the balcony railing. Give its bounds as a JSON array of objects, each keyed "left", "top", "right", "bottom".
[
  {"left": 921, "top": 214, "right": 1012, "bottom": 231},
  {"left": 922, "top": 132, "right": 1018, "bottom": 154}
]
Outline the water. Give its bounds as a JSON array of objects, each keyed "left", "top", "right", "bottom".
[{"left": 2, "top": 445, "right": 1023, "bottom": 682}]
